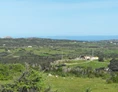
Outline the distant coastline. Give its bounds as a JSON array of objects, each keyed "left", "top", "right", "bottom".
[{"left": 43, "top": 36, "right": 118, "bottom": 41}]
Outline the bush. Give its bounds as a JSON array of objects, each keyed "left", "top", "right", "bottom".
[
  {"left": 0, "top": 64, "right": 25, "bottom": 80},
  {"left": 108, "top": 58, "right": 118, "bottom": 71},
  {"left": 106, "top": 72, "right": 118, "bottom": 83},
  {"left": 0, "top": 68, "right": 52, "bottom": 92},
  {"left": 98, "top": 57, "right": 104, "bottom": 62}
]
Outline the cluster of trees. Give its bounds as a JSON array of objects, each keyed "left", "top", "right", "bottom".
[
  {"left": 0, "top": 63, "right": 56, "bottom": 92},
  {"left": 0, "top": 51, "right": 61, "bottom": 70}
]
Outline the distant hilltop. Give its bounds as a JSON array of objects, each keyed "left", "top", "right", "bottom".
[
  {"left": 3, "top": 36, "right": 12, "bottom": 39},
  {"left": 0, "top": 35, "right": 118, "bottom": 41}
]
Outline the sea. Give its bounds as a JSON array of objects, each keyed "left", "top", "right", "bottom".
[
  {"left": 44, "top": 36, "right": 118, "bottom": 41},
  {"left": 12, "top": 35, "right": 118, "bottom": 41}
]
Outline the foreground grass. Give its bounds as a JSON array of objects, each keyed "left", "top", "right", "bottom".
[{"left": 47, "top": 76, "right": 118, "bottom": 92}]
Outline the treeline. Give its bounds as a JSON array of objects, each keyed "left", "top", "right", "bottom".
[
  {"left": 0, "top": 38, "right": 118, "bottom": 48},
  {"left": 0, "top": 38, "right": 81, "bottom": 47}
]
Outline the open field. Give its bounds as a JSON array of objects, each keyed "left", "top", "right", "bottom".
[
  {"left": 47, "top": 76, "right": 118, "bottom": 92},
  {"left": 55, "top": 59, "right": 110, "bottom": 70},
  {"left": 65, "top": 60, "right": 110, "bottom": 69}
]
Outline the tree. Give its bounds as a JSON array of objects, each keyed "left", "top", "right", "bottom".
[
  {"left": 98, "top": 56, "right": 104, "bottom": 62},
  {"left": 108, "top": 58, "right": 118, "bottom": 71}
]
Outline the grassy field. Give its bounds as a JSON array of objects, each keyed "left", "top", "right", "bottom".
[
  {"left": 47, "top": 76, "right": 118, "bottom": 92},
  {"left": 64, "top": 60, "right": 109, "bottom": 69},
  {"left": 74, "top": 60, "right": 109, "bottom": 69}
]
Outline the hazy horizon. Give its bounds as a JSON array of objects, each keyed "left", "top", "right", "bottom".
[{"left": 1, "top": 35, "right": 118, "bottom": 41}]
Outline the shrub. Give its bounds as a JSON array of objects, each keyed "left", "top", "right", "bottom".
[
  {"left": 106, "top": 72, "right": 118, "bottom": 83},
  {"left": 0, "top": 64, "right": 25, "bottom": 80},
  {"left": 0, "top": 66, "right": 56, "bottom": 92},
  {"left": 1, "top": 69, "right": 46, "bottom": 92},
  {"left": 108, "top": 58, "right": 118, "bottom": 71}
]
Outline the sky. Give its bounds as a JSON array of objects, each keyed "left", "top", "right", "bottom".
[{"left": 0, "top": 0, "right": 118, "bottom": 37}]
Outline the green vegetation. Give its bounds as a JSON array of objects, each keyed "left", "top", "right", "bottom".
[
  {"left": 0, "top": 63, "right": 54, "bottom": 92},
  {"left": 0, "top": 38, "right": 118, "bottom": 91},
  {"left": 64, "top": 60, "right": 109, "bottom": 69},
  {"left": 47, "top": 76, "right": 118, "bottom": 92},
  {"left": 72, "top": 60, "right": 109, "bottom": 69},
  {"left": 0, "top": 63, "right": 25, "bottom": 80}
]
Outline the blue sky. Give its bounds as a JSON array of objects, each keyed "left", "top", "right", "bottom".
[{"left": 0, "top": 0, "right": 118, "bottom": 37}]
